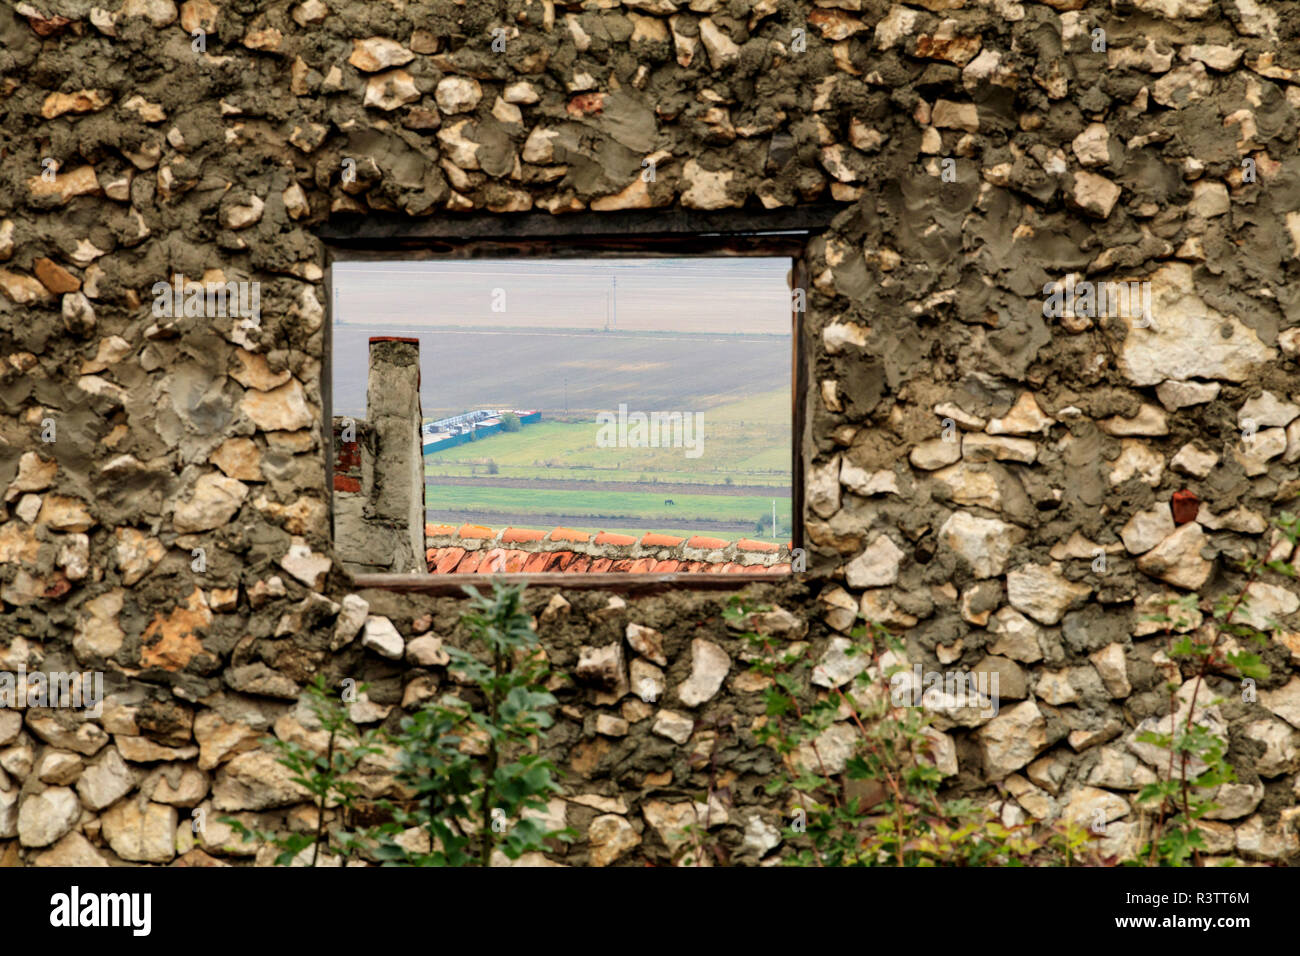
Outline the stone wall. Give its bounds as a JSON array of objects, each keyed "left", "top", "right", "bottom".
[
  {"left": 2, "top": 0, "right": 1300, "bottom": 866},
  {"left": 332, "top": 336, "right": 426, "bottom": 575}
]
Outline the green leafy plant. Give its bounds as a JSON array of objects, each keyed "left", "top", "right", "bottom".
[
  {"left": 1134, "top": 513, "right": 1294, "bottom": 866},
  {"left": 223, "top": 675, "right": 382, "bottom": 866},
  {"left": 370, "top": 581, "right": 575, "bottom": 866},
  {"left": 725, "top": 597, "right": 1105, "bottom": 867}
]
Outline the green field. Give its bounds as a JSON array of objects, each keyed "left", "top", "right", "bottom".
[
  {"left": 423, "top": 388, "right": 792, "bottom": 541},
  {"left": 424, "top": 486, "right": 791, "bottom": 526},
  {"left": 424, "top": 389, "right": 791, "bottom": 481}
]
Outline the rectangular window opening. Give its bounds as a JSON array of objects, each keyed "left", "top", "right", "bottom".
[{"left": 326, "top": 237, "right": 807, "bottom": 590}]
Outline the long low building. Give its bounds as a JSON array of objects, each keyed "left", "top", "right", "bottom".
[{"left": 422, "top": 409, "right": 540, "bottom": 454}]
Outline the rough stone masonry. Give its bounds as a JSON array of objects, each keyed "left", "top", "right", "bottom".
[{"left": 1, "top": 0, "right": 1299, "bottom": 866}]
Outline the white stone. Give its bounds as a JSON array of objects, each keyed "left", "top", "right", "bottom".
[
  {"left": 939, "top": 511, "right": 1023, "bottom": 578},
  {"left": 792, "top": 722, "right": 858, "bottom": 775},
  {"left": 962, "top": 434, "right": 1036, "bottom": 464},
  {"left": 588, "top": 814, "right": 640, "bottom": 867},
  {"left": 840, "top": 463, "right": 899, "bottom": 497},
  {"left": 172, "top": 473, "right": 248, "bottom": 533},
  {"left": 75, "top": 746, "right": 135, "bottom": 810},
  {"left": 101, "top": 799, "right": 178, "bottom": 862},
  {"left": 1120, "top": 503, "right": 1175, "bottom": 554},
  {"left": 652, "top": 709, "right": 694, "bottom": 744},
  {"left": 1151, "top": 62, "right": 1212, "bottom": 109},
  {"left": 1136, "top": 523, "right": 1213, "bottom": 590},
  {"left": 988, "top": 607, "right": 1044, "bottom": 663},
  {"left": 406, "top": 635, "right": 449, "bottom": 667},
  {"left": 811, "top": 636, "right": 868, "bottom": 689},
  {"left": 1156, "top": 379, "right": 1221, "bottom": 410},
  {"left": 976, "top": 702, "right": 1048, "bottom": 780},
  {"left": 698, "top": 18, "right": 741, "bottom": 68},
  {"left": 17, "top": 787, "right": 81, "bottom": 847},
  {"left": 364, "top": 69, "right": 420, "bottom": 111},
  {"left": 910, "top": 438, "right": 961, "bottom": 470},
  {"left": 1109, "top": 439, "right": 1165, "bottom": 487},
  {"left": 278, "top": 537, "right": 331, "bottom": 588},
  {"left": 1170, "top": 443, "right": 1218, "bottom": 478},
  {"left": 986, "top": 393, "right": 1054, "bottom": 435},
  {"left": 807, "top": 457, "right": 841, "bottom": 518},
  {"left": 1071, "top": 123, "right": 1110, "bottom": 167},
  {"left": 1236, "top": 582, "right": 1299, "bottom": 633},
  {"left": 1006, "top": 564, "right": 1091, "bottom": 625},
  {"left": 1100, "top": 404, "right": 1168, "bottom": 436},
  {"left": 931, "top": 462, "right": 1001, "bottom": 511},
  {"left": 1089, "top": 643, "right": 1131, "bottom": 698},
  {"left": 331, "top": 594, "right": 369, "bottom": 650},
  {"left": 844, "top": 535, "right": 906, "bottom": 588},
  {"left": 1111, "top": 263, "right": 1275, "bottom": 386},
  {"left": 435, "top": 76, "right": 482, "bottom": 114},
  {"left": 348, "top": 37, "right": 414, "bottom": 72},
  {"left": 1239, "top": 391, "right": 1300, "bottom": 428},
  {"left": 1071, "top": 171, "right": 1122, "bottom": 219},
  {"left": 823, "top": 321, "right": 868, "bottom": 353},
  {"left": 1243, "top": 718, "right": 1299, "bottom": 776},
  {"left": 361, "top": 617, "right": 404, "bottom": 659},
  {"left": 676, "top": 639, "right": 730, "bottom": 707}
]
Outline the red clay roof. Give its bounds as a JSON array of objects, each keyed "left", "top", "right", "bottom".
[
  {"left": 686, "top": 535, "right": 730, "bottom": 550},
  {"left": 424, "top": 524, "right": 791, "bottom": 575}
]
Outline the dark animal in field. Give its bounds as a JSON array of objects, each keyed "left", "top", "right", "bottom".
[{"left": 664, "top": 499, "right": 675, "bottom": 505}]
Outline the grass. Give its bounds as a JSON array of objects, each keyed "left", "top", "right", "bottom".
[
  {"left": 421, "top": 388, "right": 792, "bottom": 538},
  {"left": 423, "top": 388, "right": 791, "bottom": 479},
  {"left": 424, "top": 486, "right": 792, "bottom": 526}
]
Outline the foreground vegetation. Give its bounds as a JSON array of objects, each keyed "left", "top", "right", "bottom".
[{"left": 232, "top": 511, "right": 1298, "bottom": 864}]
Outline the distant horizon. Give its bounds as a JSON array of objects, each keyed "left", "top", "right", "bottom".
[
  {"left": 332, "top": 256, "right": 791, "bottom": 336},
  {"left": 331, "top": 257, "right": 793, "bottom": 423}
]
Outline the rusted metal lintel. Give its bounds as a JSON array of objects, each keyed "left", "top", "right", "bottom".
[{"left": 318, "top": 203, "right": 840, "bottom": 248}]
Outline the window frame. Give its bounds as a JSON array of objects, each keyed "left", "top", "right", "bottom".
[{"left": 320, "top": 206, "right": 830, "bottom": 593}]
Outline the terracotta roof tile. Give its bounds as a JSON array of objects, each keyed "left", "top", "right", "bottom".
[
  {"left": 477, "top": 548, "right": 509, "bottom": 573},
  {"left": 523, "top": 551, "right": 557, "bottom": 573},
  {"left": 641, "top": 532, "right": 684, "bottom": 547},
  {"left": 423, "top": 523, "right": 791, "bottom": 575},
  {"left": 434, "top": 547, "right": 467, "bottom": 574}
]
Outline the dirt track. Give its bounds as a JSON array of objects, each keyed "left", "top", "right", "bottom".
[
  {"left": 425, "top": 476, "right": 791, "bottom": 497},
  {"left": 425, "top": 510, "right": 760, "bottom": 535}
]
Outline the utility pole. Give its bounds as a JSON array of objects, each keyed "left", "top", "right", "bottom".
[{"left": 772, "top": 499, "right": 776, "bottom": 539}]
